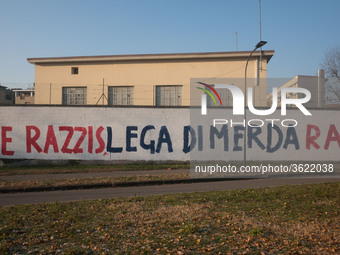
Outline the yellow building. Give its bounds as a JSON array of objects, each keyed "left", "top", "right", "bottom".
[
  {"left": 266, "top": 70, "right": 325, "bottom": 108},
  {"left": 13, "top": 88, "right": 35, "bottom": 104},
  {"left": 27, "top": 51, "right": 274, "bottom": 106}
]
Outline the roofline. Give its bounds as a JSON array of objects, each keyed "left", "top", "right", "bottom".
[
  {"left": 27, "top": 50, "right": 274, "bottom": 65},
  {"left": 12, "top": 88, "right": 35, "bottom": 92}
]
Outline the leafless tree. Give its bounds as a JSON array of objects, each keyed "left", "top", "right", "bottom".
[{"left": 321, "top": 46, "right": 340, "bottom": 104}]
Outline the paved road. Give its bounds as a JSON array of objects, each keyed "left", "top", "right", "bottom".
[{"left": 1, "top": 177, "right": 338, "bottom": 206}]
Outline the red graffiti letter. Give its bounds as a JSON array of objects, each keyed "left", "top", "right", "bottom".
[
  {"left": 59, "top": 126, "right": 74, "bottom": 154},
  {"left": 26, "top": 126, "right": 42, "bottom": 153},
  {"left": 88, "top": 126, "right": 93, "bottom": 154},
  {"left": 306, "top": 124, "right": 320, "bottom": 150},
  {"left": 43, "top": 125, "right": 59, "bottom": 153},
  {"left": 95, "top": 126, "right": 105, "bottom": 153},
  {"left": 324, "top": 124, "right": 340, "bottom": 150},
  {"left": 73, "top": 127, "right": 87, "bottom": 154},
  {"left": 1, "top": 126, "right": 14, "bottom": 156}
]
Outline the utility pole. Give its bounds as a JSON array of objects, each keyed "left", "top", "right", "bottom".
[
  {"left": 96, "top": 78, "right": 108, "bottom": 105},
  {"left": 235, "top": 32, "right": 238, "bottom": 51},
  {"left": 259, "top": 0, "right": 263, "bottom": 71},
  {"left": 102, "top": 79, "right": 104, "bottom": 105}
]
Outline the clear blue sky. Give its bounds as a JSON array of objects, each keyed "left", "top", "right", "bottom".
[{"left": 1, "top": 0, "right": 340, "bottom": 88}]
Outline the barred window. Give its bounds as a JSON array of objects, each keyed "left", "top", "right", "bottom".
[
  {"left": 108, "top": 86, "right": 133, "bottom": 106},
  {"left": 62, "top": 87, "right": 87, "bottom": 105},
  {"left": 156, "top": 85, "right": 182, "bottom": 106},
  {"left": 71, "top": 67, "right": 79, "bottom": 75}
]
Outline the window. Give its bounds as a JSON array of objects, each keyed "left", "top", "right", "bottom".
[
  {"left": 71, "top": 67, "right": 79, "bottom": 75},
  {"left": 108, "top": 86, "right": 133, "bottom": 105},
  {"left": 206, "top": 86, "right": 233, "bottom": 107},
  {"left": 156, "top": 85, "right": 182, "bottom": 106},
  {"left": 19, "top": 92, "right": 25, "bottom": 100},
  {"left": 62, "top": 87, "right": 87, "bottom": 105}
]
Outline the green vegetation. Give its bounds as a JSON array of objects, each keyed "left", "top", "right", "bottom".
[
  {"left": 0, "top": 173, "right": 190, "bottom": 192},
  {"left": 0, "top": 162, "right": 189, "bottom": 176},
  {"left": 0, "top": 182, "right": 339, "bottom": 254}
]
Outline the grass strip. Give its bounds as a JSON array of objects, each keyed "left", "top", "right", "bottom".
[
  {"left": 0, "top": 182, "right": 339, "bottom": 254},
  {"left": 0, "top": 163, "right": 190, "bottom": 176},
  {"left": 0, "top": 173, "right": 190, "bottom": 193}
]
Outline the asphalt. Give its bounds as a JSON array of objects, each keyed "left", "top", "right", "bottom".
[{"left": 0, "top": 176, "right": 339, "bottom": 206}]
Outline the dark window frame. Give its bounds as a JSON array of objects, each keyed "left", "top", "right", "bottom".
[{"left": 71, "top": 67, "right": 79, "bottom": 75}]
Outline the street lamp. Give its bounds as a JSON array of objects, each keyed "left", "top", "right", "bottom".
[{"left": 244, "top": 41, "right": 267, "bottom": 167}]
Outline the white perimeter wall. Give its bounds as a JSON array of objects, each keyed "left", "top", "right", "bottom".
[{"left": 0, "top": 106, "right": 339, "bottom": 162}]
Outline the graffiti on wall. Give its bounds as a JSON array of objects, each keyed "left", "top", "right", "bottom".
[{"left": 0, "top": 107, "right": 340, "bottom": 161}]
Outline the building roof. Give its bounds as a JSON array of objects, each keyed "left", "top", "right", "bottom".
[
  {"left": 12, "top": 88, "right": 34, "bottom": 92},
  {"left": 27, "top": 50, "right": 274, "bottom": 65}
]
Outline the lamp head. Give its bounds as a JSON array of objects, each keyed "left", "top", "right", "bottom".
[{"left": 255, "top": 41, "right": 267, "bottom": 49}]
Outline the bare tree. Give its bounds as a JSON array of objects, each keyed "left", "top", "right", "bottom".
[{"left": 321, "top": 46, "right": 340, "bottom": 104}]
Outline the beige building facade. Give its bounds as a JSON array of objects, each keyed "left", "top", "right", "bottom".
[
  {"left": 13, "top": 88, "right": 35, "bottom": 104},
  {"left": 27, "top": 51, "right": 274, "bottom": 106},
  {"left": 267, "top": 70, "right": 325, "bottom": 109}
]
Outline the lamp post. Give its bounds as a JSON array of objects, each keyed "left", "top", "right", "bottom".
[{"left": 244, "top": 41, "right": 267, "bottom": 167}]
